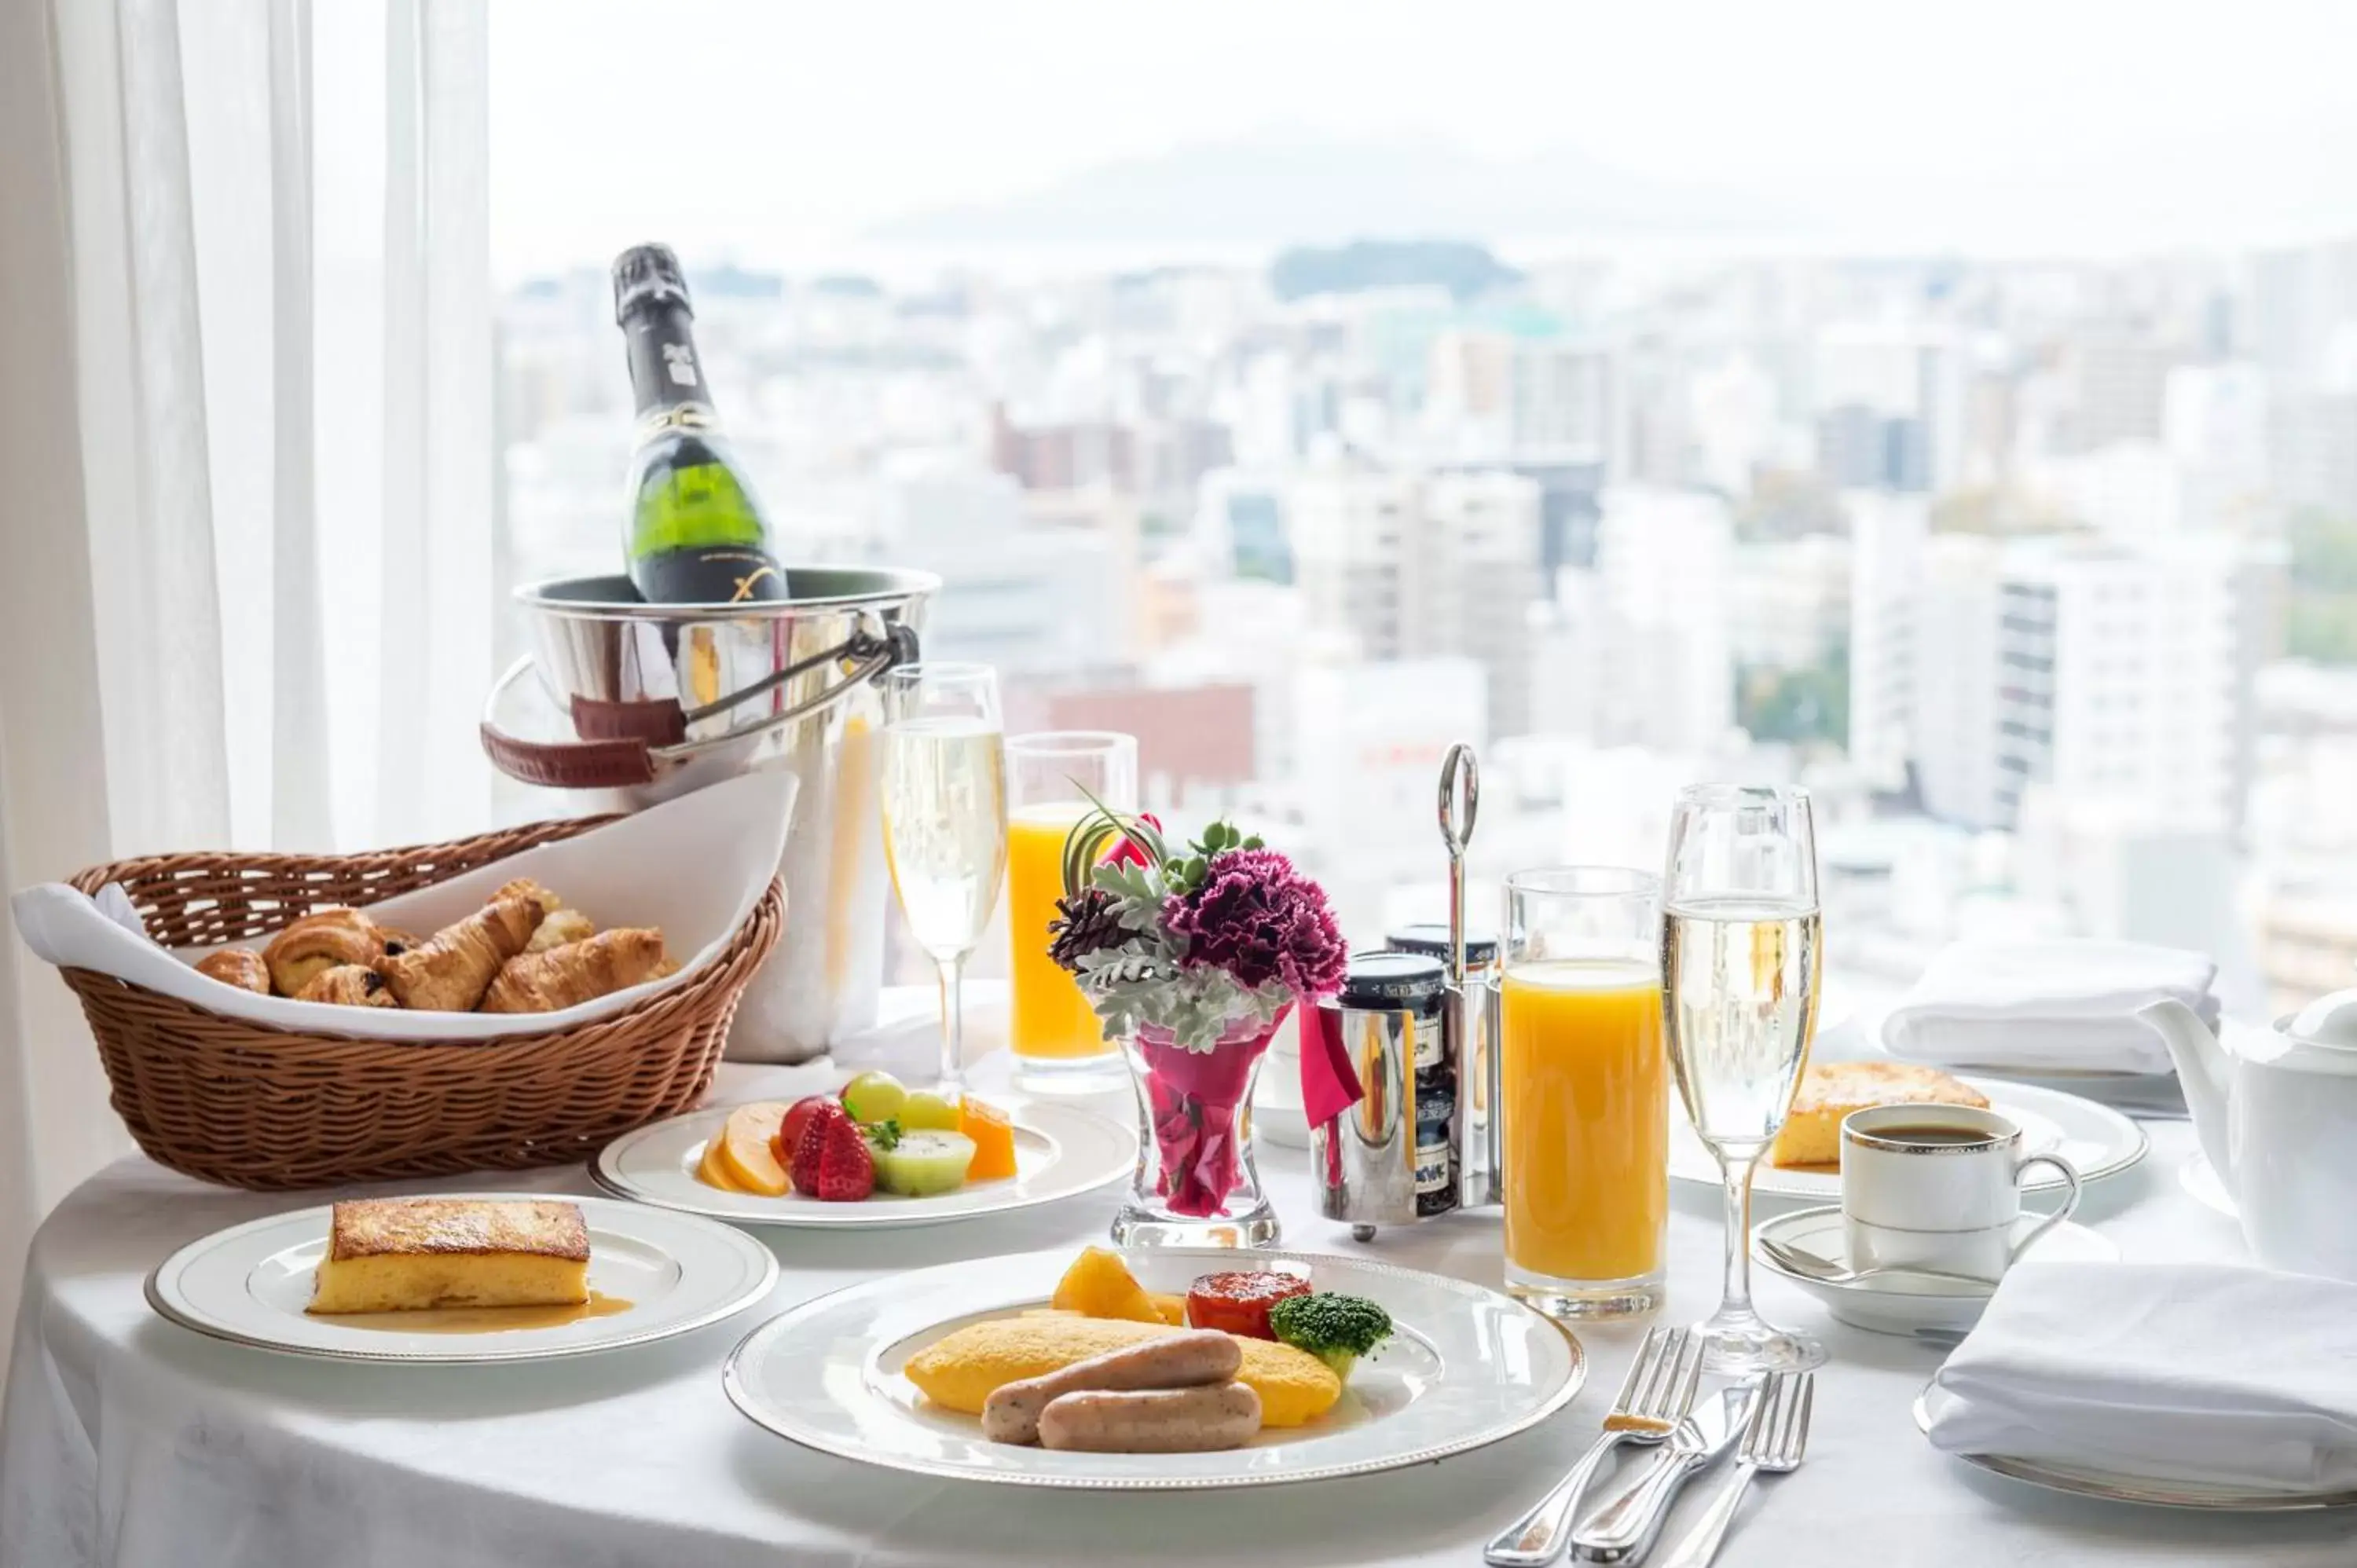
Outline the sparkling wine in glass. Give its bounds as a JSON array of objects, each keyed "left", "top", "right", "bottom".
[
  {"left": 879, "top": 664, "right": 1008, "bottom": 1092},
  {"left": 1662, "top": 783, "right": 1827, "bottom": 1374}
]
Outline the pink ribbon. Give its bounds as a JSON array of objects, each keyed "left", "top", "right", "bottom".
[{"left": 1300, "top": 998, "right": 1367, "bottom": 1130}]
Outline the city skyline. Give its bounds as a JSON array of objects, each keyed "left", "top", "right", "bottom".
[{"left": 492, "top": 229, "right": 2357, "bottom": 1018}]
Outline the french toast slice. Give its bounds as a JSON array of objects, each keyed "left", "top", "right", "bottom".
[{"left": 308, "top": 1197, "right": 590, "bottom": 1314}]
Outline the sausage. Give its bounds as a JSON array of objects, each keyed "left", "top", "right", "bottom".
[
  {"left": 1038, "top": 1383, "right": 1263, "bottom": 1453},
  {"left": 981, "top": 1329, "right": 1241, "bottom": 1445}
]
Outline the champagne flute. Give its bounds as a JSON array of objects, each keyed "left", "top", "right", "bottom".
[
  {"left": 879, "top": 663, "right": 1009, "bottom": 1093},
  {"left": 1662, "top": 783, "right": 1827, "bottom": 1374}
]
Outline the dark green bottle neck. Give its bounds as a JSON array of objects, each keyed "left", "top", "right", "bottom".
[{"left": 621, "top": 302, "right": 716, "bottom": 420}]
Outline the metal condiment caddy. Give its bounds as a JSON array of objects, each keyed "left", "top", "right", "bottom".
[{"left": 1310, "top": 742, "right": 1505, "bottom": 1238}]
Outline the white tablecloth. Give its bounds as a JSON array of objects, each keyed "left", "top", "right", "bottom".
[{"left": 7, "top": 1057, "right": 2356, "bottom": 1568}]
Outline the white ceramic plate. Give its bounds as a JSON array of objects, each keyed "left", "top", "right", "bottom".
[
  {"left": 1912, "top": 1391, "right": 2357, "bottom": 1511},
  {"left": 146, "top": 1192, "right": 778, "bottom": 1365},
  {"left": 1753, "top": 1204, "right": 2117, "bottom": 1336},
  {"left": 722, "top": 1246, "right": 1586, "bottom": 1489},
  {"left": 1672, "top": 1076, "right": 2147, "bottom": 1203},
  {"left": 591, "top": 1099, "right": 1135, "bottom": 1229}
]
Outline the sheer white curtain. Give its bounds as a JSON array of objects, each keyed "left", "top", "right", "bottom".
[{"left": 0, "top": 0, "right": 493, "bottom": 1379}]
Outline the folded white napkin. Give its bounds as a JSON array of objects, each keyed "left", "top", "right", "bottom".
[
  {"left": 1925, "top": 1262, "right": 2357, "bottom": 1493},
  {"left": 1880, "top": 940, "right": 2216, "bottom": 1075},
  {"left": 9, "top": 769, "right": 794, "bottom": 1042}
]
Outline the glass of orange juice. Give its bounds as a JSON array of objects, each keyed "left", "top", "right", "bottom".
[
  {"left": 1006, "top": 731, "right": 1138, "bottom": 1092},
  {"left": 1498, "top": 866, "right": 1667, "bottom": 1321}
]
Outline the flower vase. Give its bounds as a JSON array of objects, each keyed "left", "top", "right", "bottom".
[{"left": 1113, "top": 1008, "right": 1289, "bottom": 1248}]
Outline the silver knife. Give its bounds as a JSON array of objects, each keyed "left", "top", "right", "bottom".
[{"left": 1569, "top": 1383, "right": 1758, "bottom": 1565}]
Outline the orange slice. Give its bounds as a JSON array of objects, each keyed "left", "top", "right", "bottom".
[
  {"left": 959, "top": 1095, "right": 1018, "bottom": 1181},
  {"left": 717, "top": 1101, "right": 791, "bottom": 1196},
  {"left": 696, "top": 1134, "right": 743, "bottom": 1192}
]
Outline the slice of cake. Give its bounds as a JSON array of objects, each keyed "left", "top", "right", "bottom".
[
  {"left": 1769, "top": 1061, "right": 1989, "bottom": 1169},
  {"left": 308, "top": 1198, "right": 591, "bottom": 1314}
]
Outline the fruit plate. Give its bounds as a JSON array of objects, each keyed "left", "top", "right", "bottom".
[
  {"left": 591, "top": 1099, "right": 1135, "bottom": 1229},
  {"left": 721, "top": 1246, "right": 1587, "bottom": 1489},
  {"left": 146, "top": 1192, "right": 778, "bottom": 1365},
  {"left": 1670, "top": 1076, "right": 2148, "bottom": 1203}
]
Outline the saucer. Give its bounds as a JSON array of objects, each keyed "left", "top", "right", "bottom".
[{"left": 1751, "top": 1205, "right": 2119, "bottom": 1337}]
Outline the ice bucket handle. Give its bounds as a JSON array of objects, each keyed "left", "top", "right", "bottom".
[{"left": 479, "top": 621, "right": 918, "bottom": 792}]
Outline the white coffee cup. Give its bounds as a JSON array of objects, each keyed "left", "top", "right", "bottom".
[{"left": 1839, "top": 1103, "right": 2082, "bottom": 1284}]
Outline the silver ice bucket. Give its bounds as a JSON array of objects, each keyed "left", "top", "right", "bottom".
[{"left": 482, "top": 566, "right": 938, "bottom": 1062}]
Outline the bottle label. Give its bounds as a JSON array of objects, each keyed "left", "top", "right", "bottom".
[
  {"left": 636, "top": 548, "right": 787, "bottom": 605},
  {"left": 624, "top": 304, "right": 709, "bottom": 417},
  {"left": 1414, "top": 1136, "right": 1453, "bottom": 1196}
]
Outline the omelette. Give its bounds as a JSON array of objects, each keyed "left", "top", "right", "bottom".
[{"left": 904, "top": 1316, "right": 1343, "bottom": 1427}]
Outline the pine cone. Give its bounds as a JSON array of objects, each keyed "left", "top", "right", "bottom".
[{"left": 1047, "top": 888, "right": 1128, "bottom": 972}]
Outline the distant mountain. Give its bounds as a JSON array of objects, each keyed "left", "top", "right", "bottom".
[
  {"left": 1270, "top": 240, "right": 1521, "bottom": 302},
  {"left": 866, "top": 130, "right": 1790, "bottom": 247}
]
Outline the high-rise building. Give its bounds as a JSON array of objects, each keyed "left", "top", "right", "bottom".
[
  {"left": 1846, "top": 491, "right": 1930, "bottom": 791},
  {"left": 1813, "top": 325, "right": 1967, "bottom": 493},
  {"left": 2272, "top": 394, "right": 2357, "bottom": 519},
  {"left": 1512, "top": 341, "right": 1613, "bottom": 460},
  {"left": 2060, "top": 325, "right": 2177, "bottom": 451},
  {"left": 1917, "top": 535, "right": 2274, "bottom": 833},
  {"left": 2252, "top": 240, "right": 2357, "bottom": 398},
  {"left": 1911, "top": 536, "right": 2004, "bottom": 824},
  {"left": 1286, "top": 461, "right": 1545, "bottom": 736},
  {"left": 1589, "top": 487, "right": 1736, "bottom": 753},
  {"left": 873, "top": 462, "right": 1118, "bottom": 676}
]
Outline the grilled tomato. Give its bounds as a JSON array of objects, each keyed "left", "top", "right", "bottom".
[{"left": 1185, "top": 1270, "right": 1313, "bottom": 1339}]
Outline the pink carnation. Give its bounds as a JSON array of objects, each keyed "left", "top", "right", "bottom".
[{"left": 1163, "top": 848, "right": 1347, "bottom": 999}]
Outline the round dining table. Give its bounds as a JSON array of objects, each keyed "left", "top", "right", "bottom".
[{"left": 5, "top": 1047, "right": 2355, "bottom": 1568}]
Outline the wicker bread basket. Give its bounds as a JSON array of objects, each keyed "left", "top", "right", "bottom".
[{"left": 60, "top": 816, "right": 783, "bottom": 1189}]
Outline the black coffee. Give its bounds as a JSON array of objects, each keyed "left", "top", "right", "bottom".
[{"left": 1871, "top": 1124, "right": 1993, "bottom": 1146}]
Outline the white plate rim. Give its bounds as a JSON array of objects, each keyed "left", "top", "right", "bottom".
[
  {"left": 589, "top": 1099, "right": 1136, "bottom": 1230},
  {"left": 1673, "top": 1075, "right": 2149, "bottom": 1201},
  {"left": 1911, "top": 1391, "right": 2357, "bottom": 1511},
  {"left": 720, "top": 1246, "right": 1588, "bottom": 1490},
  {"left": 145, "top": 1192, "right": 779, "bottom": 1365}
]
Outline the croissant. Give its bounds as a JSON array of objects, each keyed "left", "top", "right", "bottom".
[
  {"left": 494, "top": 878, "right": 564, "bottom": 919},
  {"left": 195, "top": 947, "right": 271, "bottom": 995},
  {"left": 526, "top": 908, "right": 596, "bottom": 954},
  {"left": 263, "top": 908, "right": 390, "bottom": 996},
  {"left": 481, "top": 928, "right": 669, "bottom": 1013},
  {"left": 295, "top": 963, "right": 398, "bottom": 1009},
  {"left": 378, "top": 896, "right": 542, "bottom": 1011}
]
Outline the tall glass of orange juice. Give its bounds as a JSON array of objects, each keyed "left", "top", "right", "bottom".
[
  {"left": 1499, "top": 866, "right": 1667, "bottom": 1321},
  {"left": 1006, "top": 731, "right": 1138, "bottom": 1092}
]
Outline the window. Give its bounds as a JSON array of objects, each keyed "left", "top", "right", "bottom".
[{"left": 488, "top": 0, "right": 2355, "bottom": 1006}]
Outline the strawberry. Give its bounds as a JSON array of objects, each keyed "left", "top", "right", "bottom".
[
  {"left": 773, "top": 1094, "right": 832, "bottom": 1171},
  {"left": 790, "top": 1101, "right": 874, "bottom": 1201}
]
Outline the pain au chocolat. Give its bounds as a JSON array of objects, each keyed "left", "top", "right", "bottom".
[
  {"left": 1768, "top": 1061, "right": 1989, "bottom": 1168},
  {"left": 308, "top": 1197, "right": 590, "bottom": 1314}
]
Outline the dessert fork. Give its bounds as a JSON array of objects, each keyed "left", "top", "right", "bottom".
[
  {"left": 1483, "top": 1325, "right": 1704, "bottom": 1567},
  {"left": 1655, "top": 1368, "right": 1815, "bottom": 1568}
]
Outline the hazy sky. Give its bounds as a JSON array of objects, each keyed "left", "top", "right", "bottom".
[{"left": 488, "top": 0, "right": 2357, "bottom": 276}]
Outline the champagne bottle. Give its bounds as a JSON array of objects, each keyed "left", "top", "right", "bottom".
[{"left": 611, "top": 244, "right": 786, "bottom": 603}]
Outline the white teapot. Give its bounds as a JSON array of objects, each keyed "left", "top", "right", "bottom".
[{"left": 2140, "top": 990, "right": 2357, "bottom": 1280}]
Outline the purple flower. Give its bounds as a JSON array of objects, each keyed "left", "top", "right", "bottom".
[{"left": 1164, "top": 848, "right": 1347, "bottom": 999}]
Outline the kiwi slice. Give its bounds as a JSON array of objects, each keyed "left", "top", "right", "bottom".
[{"left": 871, "top": 1130, "right": 977, "bottom": 1197}]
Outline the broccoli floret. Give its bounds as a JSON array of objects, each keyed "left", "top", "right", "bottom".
[{"left": 1267, "top": 1291, "right": 1393, "bottom": 1379}]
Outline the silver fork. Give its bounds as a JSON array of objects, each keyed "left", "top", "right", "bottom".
[
  {"left": 1484, "top": 1326, "right": 1705, "bottom": 1568},
  {"left": 1655, "top": 1369, "right": 1814, "bottom": 1568}
]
